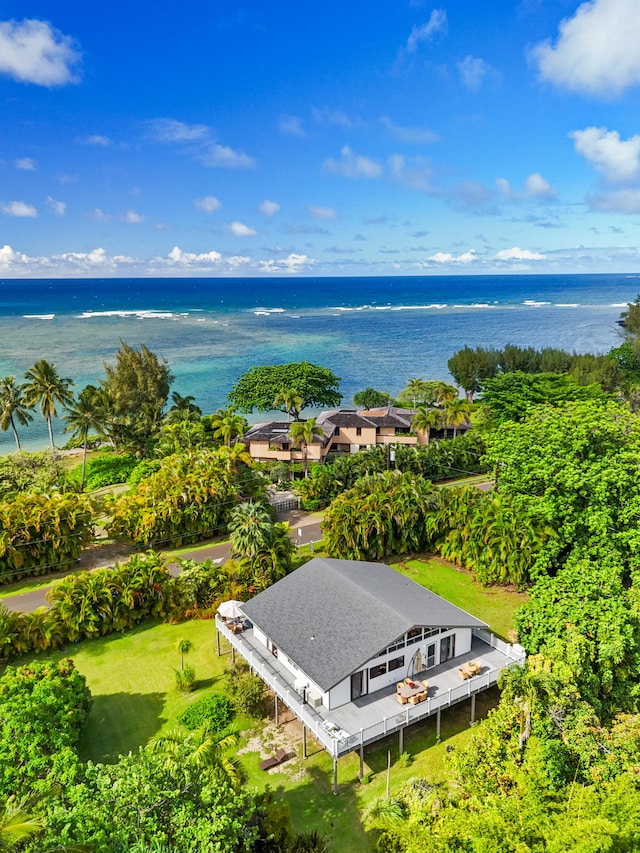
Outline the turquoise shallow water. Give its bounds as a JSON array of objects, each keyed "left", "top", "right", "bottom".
[{"left": 0, "top": 273, "right": 635, "bottom": 453}]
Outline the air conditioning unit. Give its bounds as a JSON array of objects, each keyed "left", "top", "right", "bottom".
[{"left": 308, "top": 692, "right": 323, "bottom": 708}]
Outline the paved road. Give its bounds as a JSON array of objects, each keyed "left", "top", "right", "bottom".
[{"left": 1, "top": 509, "right": 324, "bottom": 614}]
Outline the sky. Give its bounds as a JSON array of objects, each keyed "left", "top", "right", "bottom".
[{"left": 1, "top": 0, "right": 640, "bottom": 278}]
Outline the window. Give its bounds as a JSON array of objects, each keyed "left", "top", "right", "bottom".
[
  {"left": 356, "top": 427, "right": 362, "bottom": 436},
  {"left": 388, "top": 656, "right": 404, "bottom": 672},
  {"left": 369, "top": 662, "right": 387, "bottom": 679},
  {"left": 406, "top": 627, "right": 423, "bottom": 646},
  {"left": 334, "top": 427, "right": 340, "bottom": 435}
]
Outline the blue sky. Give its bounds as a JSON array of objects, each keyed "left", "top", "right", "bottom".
[{"left": 1, "top": 0, "right": 640, "bottom": 277}]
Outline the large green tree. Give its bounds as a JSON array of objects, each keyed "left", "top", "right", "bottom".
[
  {"left": 63, "top": 386, "right": 105, "bottom": 490},
  {"left": 289, "top": 417, "right": 323, "bottom": 477},
  {"left": 228, "top": 362, "right": 341, "bottom": 414},
  {"left": 101, "top": 342, "right": 173, "bottom": 452},
  {"left": 23, "top": 360, "right": 74, "bottom": 449},
  {"left": 447, "top": 346, "right": 500, "bottom": 400},
  {"left": 352, "top": 387, "right": 392, "bottom": 409}
]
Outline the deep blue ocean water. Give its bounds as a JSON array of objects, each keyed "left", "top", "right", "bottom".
[{"left": 0, "top": 273, "right": 637, "bottom": 453}]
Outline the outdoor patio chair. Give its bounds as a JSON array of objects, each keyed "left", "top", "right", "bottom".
[
  {"left": 396, "top": 693, "right": 408, "bottom": 704},
  {"left": 259, "top": 748, "right": 289, "bottom": 771},
  {"left": 421, "top": 680, "right": 429, "bottom": 691},
  {"left": 396, "top": 682, "right": 404, "bottom": 691}
]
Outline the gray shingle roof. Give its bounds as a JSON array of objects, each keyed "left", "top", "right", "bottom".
[{"left": 241, "top": 558, "right": 487, "bottom": 692}]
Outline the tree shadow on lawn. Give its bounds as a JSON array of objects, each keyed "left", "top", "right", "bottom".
[
  {"left": 271, "top": 769, "right": 371, "bottom": 853},
  {"left": 78, "top": 690, "right": 166, "bottom": 764}
]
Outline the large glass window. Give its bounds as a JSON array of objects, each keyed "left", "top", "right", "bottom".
[
  {"left": 406, "top": 627, "right": 423, "bottom": 646},
  {"left": 369, "top": 663, "right": 387, "bottom": 679},
  {"left": 388, "top": 656, "right": 405, "bottom": 672}
]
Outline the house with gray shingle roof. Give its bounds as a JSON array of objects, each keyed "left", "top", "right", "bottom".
[
  {"left": 216, "top": 557, "right": 525, "bottom": 788},
  {"left": 242, "top": 557, "right": 487, "bottom": 710}
]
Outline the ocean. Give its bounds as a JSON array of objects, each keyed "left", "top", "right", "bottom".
[{"left": 0, "top": 273, "right": 636, "bottom": 454}]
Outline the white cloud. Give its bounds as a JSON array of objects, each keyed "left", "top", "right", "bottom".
[
  {"left": 258, "top": 199, "right": 280, "bottom": 216},
  {"left": 427, "top": 249, "right": 477, "bottom": 264},
  {"left": 532, "top": 0, "right": 640, "bottom": 97},
  {"left": 83, "top": 134, "right": 111, "bottom": 146},
  {"left": 324, "top": 146, "right": 382, "bottom": 179},
  {"left": 122, "top": 210, "right": 145, "bottom": 223},
  {"left": 570, "top": 126, "right": 640, "bottom": 183},
  {"left": 404, "top": 10, "right": 447, "bottom": 54},
  {"left": 228, "top": 221, "right": 256, "bottom": 236},
  {"left": 389, "top": 154, "right": 433, "bottom": 191},
  {"left": 194, "top": 196, "right": 222, "bottom": 213},
  {"left": 587, "top": 188, "right": 640, "bottom": 212},
  {"left": 525, "top": 172, "right": 556, "bottom": 199},
  {"left": 0, "top": 244, "right": 32, "bottom": 268},
  {"left": 312, "top": 108, "right": 363, "bottom": 129},
  {"left": 496, "top": 177, "right": 517, "bottom": 201},
  {"left": 495, "top": 247, "right": 545, "bottom": 261},
  {"left": 148, "top": 118, "right": 209, "bottom": 143},
  {"left": 258, "top": 253, "right": 316, "bottom": 274},
  {"left": 91, "top": 208, "right": 111, "bottom": 222},
  {"left": 201, "top": 143, "right": 255, "bottom": 169},
  {"left": 0, "top": 19, "right": 81, "bottom": 86},
  {"left": 380, "top": 117, "right": 439, "bottom": 144},
  {"left": 457, "top": 55, "right": 498, "bottom": 92},
  {"left": 279, "top": 114, "right": 306, "bottom": 136},
  {"left": 14, "top": 157, "right": 36, "bottom": 171},
  {"left": 167, "top": 246, "right": 222, "bottom": 265},
  {"left": 2, "top": 200, "right": 37, "bottom": 217},
  {"left": 307, "top": 205, "right": 337, "bottom": 220},
  {"left": 46, "top": 196, "right": 65, "bottom": 215}
]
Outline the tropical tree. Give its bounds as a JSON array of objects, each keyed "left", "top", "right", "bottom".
[
  {"left": 411, "top": 407, "right": 443, "bottom": 443},
  {"left": 23, "top": 360, "right": 74, "bottom": 449},
  {"left": 289, "top": 418, "right": 323, "bottom": 477},
  {"left": 0, "top": 377, "right": 33, "bottom": 452},
  {"left": 148, "top": 723, "right": 244, "bottom": 788},
  {"left": 0, "top": 795, "right": 43, "bottom": 850},
  {"left": 63, "top": 386, "right": 104, "bottom": 490},
  {"left": 273, "top": 387, "right": 304, "bottom": 422},
  {"left": 441, "top": 397, "right": 472, "bottom": 438},
  {"left": 228, "top": 362, "right": 341, "bottom": 414},
  {"left": 448, "top": 345, "right": 500, "bottom": 400},
  {"left": 210, "top": 407, "right": 245, "bottom": 447},
  {"left": 352, "top": 387, "right": 392, "bottom": 409},
  {"left": 228, "top": 502, "right": 273, "bottom": 559},
  {"left": 398, "top": 377, "right": 428, "bottom": 408}
]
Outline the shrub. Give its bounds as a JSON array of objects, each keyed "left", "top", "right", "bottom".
[
  {"left": 174, "top": 665, "right": 197, "bottom": 693},
  {"left": 84, "top": 453, "right": 139, "bottom": 490},
  {"left": 128, "top": 458, "right": 162, "bottom": 488},
  {"left": 226, "top": 664, "right": 268, "bottom": 717},
  {"left": 178, "top": 694, "right": 235, "bottom": 731}
]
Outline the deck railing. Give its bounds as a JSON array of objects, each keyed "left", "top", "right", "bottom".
[{"left": 218, "top": 618, "right": 526, "bottom": 758}]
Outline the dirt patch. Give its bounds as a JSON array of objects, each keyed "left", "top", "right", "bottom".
[
  {"left": 239, "top": 716, "right": 308, "bottom": 782},
  {"left": 76, "top": 541, "right": 137, "bottom": 571}
]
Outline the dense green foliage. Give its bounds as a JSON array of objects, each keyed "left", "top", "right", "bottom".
[
  {"left": 0, "top": 491, "right": 93, "bottom": 583},
  {"left": 0, "top": 658, "right": 90, "bottom": 800},
  {"left": 480, "top": 371, "right": 608, "bottom": 424},
  {"left": 101, "top": 341, "right": 174, "bottom": 453},
  {"left": 323, "top": 471, "right": 437, "bottom": 560},
  {"left": 447, "top": 346, "right": 500, "bottom": 399},
  {"left": 0, "top": 450, "right": 61, "bottom": 499},
  {"left": 296, "top": 431, "right": 487, "bottom": 508},
  {"left": 352, "top": 387, "right": 393, "bottom": 408},
  {"left": 107, "top": 447, "right": 265, "bottom": 547},
  {"left": 228, "top": 362, "right": 342, "bottom": 414},
  {"left": 178, "top": 695, "right": 235, "bottom": 731},
  {"left": 68, "top": 452, "right": 139, "bottom": 490}
]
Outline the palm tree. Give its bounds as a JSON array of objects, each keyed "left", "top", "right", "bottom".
[
  {"left": 399, "top": 377, "right": 428, "bottom": 408},
  {"left": 228, "top": 501, "right": 273, "bottom": 559},
  {"left": 411, "top": 406, "right": 443, "bottom": 444},
  {"left": 23, "top": 359, "right": 74, "bottom": 449},
  {"left": 0, "top": 376, "right": 33, "bottom": 451},
  {"left": 274, "top": 387, "right": 304, "bottom": 422},
  {"left": 63, "top": 386, "right": 104, "bottom": 490},
  {"left": 210, "top": 406, "right": 245, "bottom": 447},
  {"left": 0, "top": 795, "right": 42, "bottom": 850},
  {"left": 442, "top": 397, "right": 472, "bottom": 438},
  {"left": 148, "top": 723, "right": 244, "bottom": 787},
  {"left": 177, "top": 638, "right": 193, "bottom": 670},
  {"left": 289, "top": 418, "right": 323, "bottom": 477}
]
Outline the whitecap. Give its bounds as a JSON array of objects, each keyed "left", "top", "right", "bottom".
[
  {"left": 78, "top": 309, "right": 174, "bottom": 319},
  {"left": 555, "top": 303, "right": 579, "bottom": 308},
  {"left": 23, "top": 313, "right": 55, "bottom": 320},
  {"left": 523, "top": 300, "right": 551, "bottom": 307}
]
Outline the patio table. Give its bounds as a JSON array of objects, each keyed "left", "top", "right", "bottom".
[{"left": 397, "top": 682, "right": 427, "bottom": 702}]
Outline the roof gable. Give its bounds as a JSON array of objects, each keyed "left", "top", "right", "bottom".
[{"left": 241, "top": 558, "right": 487, "bottom": 692}]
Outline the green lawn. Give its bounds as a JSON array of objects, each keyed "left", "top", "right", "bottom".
[{"left": 392, "top": 555, "right": 526, "bottom": 640}]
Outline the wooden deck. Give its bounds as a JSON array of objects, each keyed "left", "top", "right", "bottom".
[{"left": 216, "top": 618, "right": 525, "bottom": 758}]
